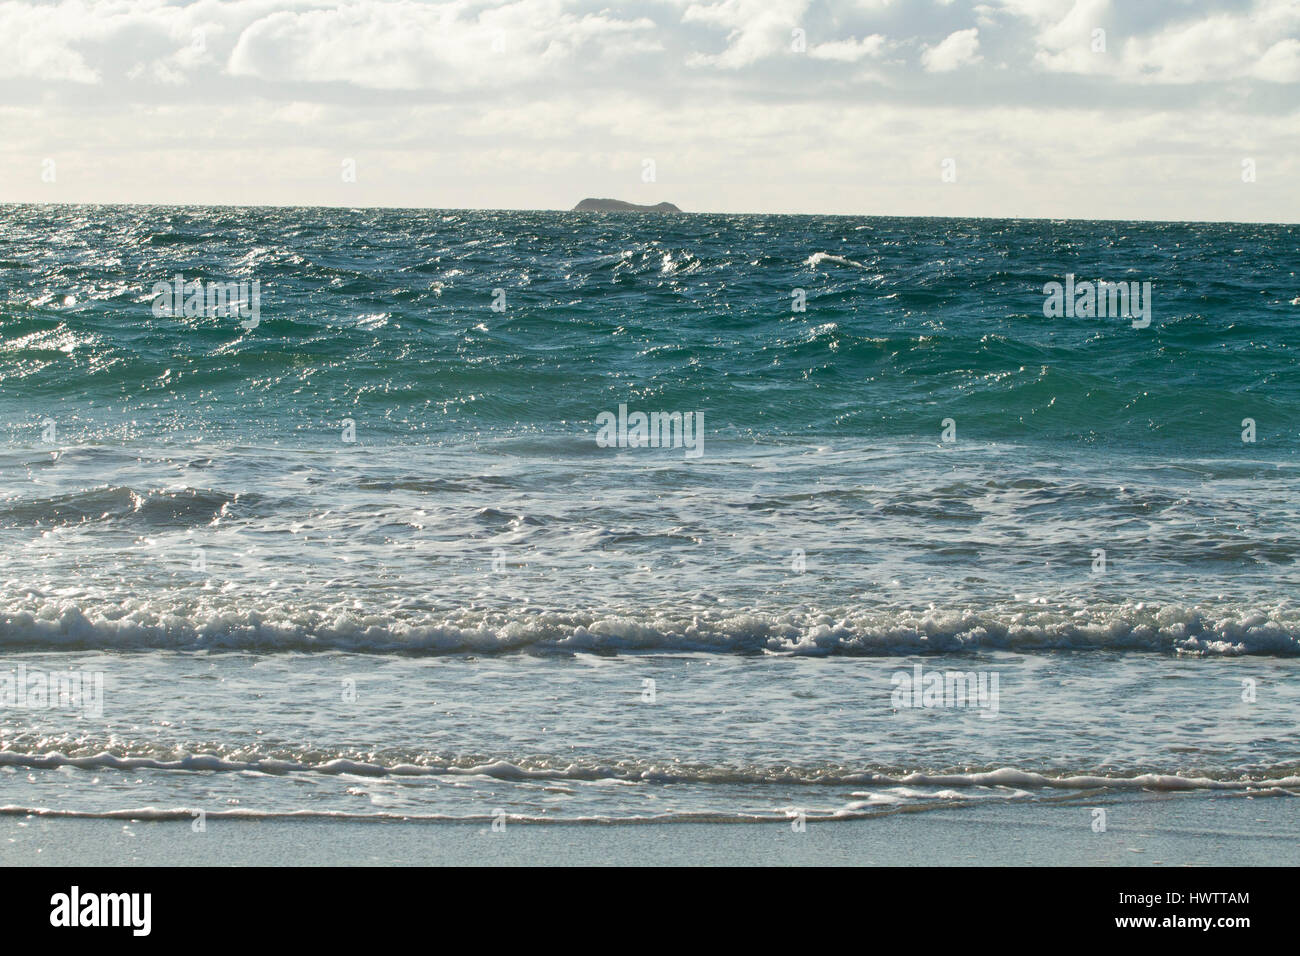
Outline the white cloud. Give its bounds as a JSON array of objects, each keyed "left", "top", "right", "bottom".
[
  {"left": 1119, "top": 4, "right": 1300, "bottom": 84},
  {"left": 227, "top": 1, "right": 661, "bottom": 90},
  {"left": 682, "top": 0, "right": 812, "bottom": 68},
  {"left": 0, "top": 0, "right": 1297, "bottom": 220},
  {"left": 809, "top": 34, "right": 887, "bottom": 62},
  {"left": 921, "top": 27, "right": 982, "bottom": 72},
  {"left": 0, "top": 0, "right": 110, "bottom": 83},
  {"left": 990, "top": 0, "right": 1300, "bottom": 84},
  {"left": 1254, "top": 37, "right": 1300, "bottom": 83}
]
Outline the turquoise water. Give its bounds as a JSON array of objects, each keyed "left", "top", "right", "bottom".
[
  {"left": 0, "top": 205, "right": 1297, "bottom": 825},
  {"left": 3, "top": 207, "right": 1297, "bottom": 449}
]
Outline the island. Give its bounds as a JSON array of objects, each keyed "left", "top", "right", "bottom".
[{"left": 572, "top": 198, "right": 683, "bottom": 213}]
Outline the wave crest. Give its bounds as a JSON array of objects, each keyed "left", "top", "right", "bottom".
[{"left": 0, "top": 599, "right": 1297, "bottom": 655}]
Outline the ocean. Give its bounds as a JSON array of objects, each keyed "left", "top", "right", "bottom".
[{"left": 1, "top": 205, "right": 1298, "bottom": 830}]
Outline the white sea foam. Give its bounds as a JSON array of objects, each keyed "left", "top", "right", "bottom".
[
  {"left": 805, "top": 251, "right": 871, "bottom": 269},
  {"left": 0, "top": 805, "right": 936, "bottom": 823},
  {"left": 1, "top": 597, "right": 1298, "bottom": 655},
  {"left": 0, "top": 751, "right": 1295, "bottom": 793}
]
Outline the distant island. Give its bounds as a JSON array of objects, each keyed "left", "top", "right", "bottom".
[{"left": 572, "top": 198, "right": 683, "bottom": 213}]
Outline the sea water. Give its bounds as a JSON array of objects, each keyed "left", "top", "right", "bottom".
[{"left": 0, "top": 206, "right": 1297, "bottom": 825}]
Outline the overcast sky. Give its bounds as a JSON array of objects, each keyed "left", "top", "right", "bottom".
[{"left": 1, "top": 0, "right": 1297, "bottom": 221}]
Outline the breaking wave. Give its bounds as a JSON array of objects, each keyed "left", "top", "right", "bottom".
[{"left": 1, "top": 598, "right": 1298, "bottom": 655}]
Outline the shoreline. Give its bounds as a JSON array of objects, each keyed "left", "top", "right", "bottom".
[{"left": 3, "top": 792, "right": 1295, "bottom": 866}]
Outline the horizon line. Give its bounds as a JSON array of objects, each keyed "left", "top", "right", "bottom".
[{"left": 1, "top": 200, "right": 1296, "bottom": 228}]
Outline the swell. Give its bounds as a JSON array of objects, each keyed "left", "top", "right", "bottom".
[{"left": 0, "top": 485, "right": 258, "bottom": 529}]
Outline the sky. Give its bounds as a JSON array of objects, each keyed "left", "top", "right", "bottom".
[{"left": 1, "top": 0, "right": 1297, "bottom": 221}]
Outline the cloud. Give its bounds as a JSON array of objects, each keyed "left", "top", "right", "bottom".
[
  {"left": 921, "top": 27, "right": 982, "bottom": 72},
  {"left": 0, "top": 0, "right": 1297, "bottom": 220},
  {"left": 226, "top": 1, "right": 662, "bottom": 91},
  {"left": 682, "top": 0, "right": 812, "bottom": 69},
  {"left": 2, "top": 0, "right": 1296, "bottom": 91},
  {"left": 809, "top": 34, "right": 888, "bottom": 62},
  {"left": 1119, "top": 4, "right": 1300, "bottom": 84},
  {"left": 1254, "top": 37, "right": 1300, "bottom": 83},
  {"left": 0, "top": 0, "right": 110, "bottom": 83},
  {"left": 988, "top": 0, "right": 1300, "bottom": 84}
]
